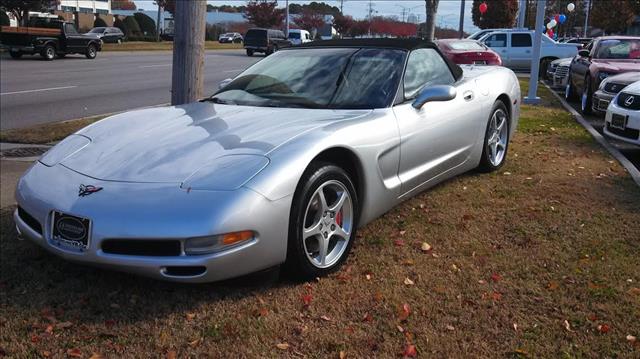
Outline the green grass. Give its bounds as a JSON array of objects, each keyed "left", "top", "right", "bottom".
[
  {"left": 102, "top": 41, "right": 242, "bottom": 52},
  {"left": 0, "top": 80, "right": 639, "bottom": 357}
]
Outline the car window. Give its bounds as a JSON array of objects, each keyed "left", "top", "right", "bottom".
[
  {"left": 594, "top": 39, "right": 640, "bottom": 59},
  {"left": 484, "top": 33, "right": 506, "bottom": 48},
  {"left": 512, "top": 33, "right": 532, "bottom": 47},
  {"left": 64, "top": 23, "right": 78, "bottom": 35},
  {"left": 403, "top": 48, "right": 455, "bottom": 100}
]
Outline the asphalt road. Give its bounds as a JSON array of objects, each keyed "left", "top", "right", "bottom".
[{"left": 0, "top": 50, "right": 261, "bottom": 130}]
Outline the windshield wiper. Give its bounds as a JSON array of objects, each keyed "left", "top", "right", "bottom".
[{"left": 201, "top": 97, "right": 233, "bottom": 105}]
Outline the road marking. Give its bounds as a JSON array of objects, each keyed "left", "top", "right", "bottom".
[
  {"left": 139, "top": 64, "right": 172, "bottom": 68},
  {"left": 0, "top": 86, "right": 77, "bottom": 96}
]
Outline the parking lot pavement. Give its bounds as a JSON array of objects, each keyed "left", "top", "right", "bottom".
[
  {"left": 0, "top": 50, "right": 261, "bottom": 130},
  {"left": 546, "top": 84, "right": 640, "bottom": 171}
]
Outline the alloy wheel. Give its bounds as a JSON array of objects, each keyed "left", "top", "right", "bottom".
[
  {"left": 302, "top": 180, "right": 353, "bottom": 268},
  {"left": 487, "top": 109, "right": 508, "bottom": 167}
]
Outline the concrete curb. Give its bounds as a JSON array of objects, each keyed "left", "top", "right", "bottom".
[{"left": 543, "top": 82, "right": 640, "bottom": 187}]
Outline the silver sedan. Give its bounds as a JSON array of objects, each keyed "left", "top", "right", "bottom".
[{"left": 15, "top": 39, "right": 521, "bottom": 282}]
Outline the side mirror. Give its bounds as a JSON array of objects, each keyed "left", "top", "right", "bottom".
[
  {"left": 218, "top": 78, "right": 233, "bottom": 90},
  {"left": 578, "top": 49, "right": 590, "bottom": 57},
  {"left": 412, "top": 85, "right": 457, "bottom": 109}
]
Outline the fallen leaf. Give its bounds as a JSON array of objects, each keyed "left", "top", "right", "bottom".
[
  {"left": 404, "top": 278, "right": 414, "bottom": 286},
  {"left": 399, "top": 230, "right": 406, "bottom": 236},
  {"left": 513, "top": 348, "right": 528, "bottom": 356},
  {"left": 320, "top": 315, "right": 331, "bottom": 322},
  {"left": 89, "top": 353, "right": 105, "bottom": 359},
  {"left": 420, "top": 242, "right": 432, "bottom": 252},
  {"left": 492, "top": 292, "right": 502, "bottom": 301},
  {"left": 478, "top": 280, "right": 486, "bottom": 284},
  {"left": 257, "top": 308, "right": 268, "bottom": 317},
  {"left": 365, "top": 274, "right": 371, "bottom": 280},
  {"left": 185, "top": 313, "right": 196, "bottom": 321},
  {"left": 339, "top": 351, "right": 347, "bottom": 359},
  {"left": 564, "top": 320, "right": 573, "bottom": 332},
  {"left": 445, "top": 325, "right": 455, "bottom": 331},
  {"left": 402, "top": 344, "right": 417, "bottom": 358},
  {"left": 401, "top": 259, "right": 414, "bottom": 266},
  {"left": 627, "top": 335, "right": 637, "bottom": 342},
  {"left": 597, "top": 324, "right": 610, "bottom": 333},
  {"left": 394, "top": 240, "right": 405, "bottom": 247},
  {"left": 30, "top": 334, "right": 39, "bottom": 343},
  {"left": 547, "top": 281, "right": 559, "bottom": 290},
  {"left": 397, "top": 325, "right": 404, "bottom": 332},
  {"left": 362, "top": 313, "right": 373, "bottom": 322},
  {"left": 56, "top": 321, "right": 73, "bottom": 329},
  {"left": 302, "top": 293, "right": 313, "bottom": 307},
  {"left": 67, "top": 348, "right": 82, "bottom": 358},
  {"left": 166, "top": 350, "right": 177, "bottom": 359},
  {"left": 398, "top": 303, "right": 411, "bottom": 322},
  {"left": 587, "top": 314, "right": 598, "bottom": 322},
  {"left": 490, "top": 273, "right": 502, "bottom": 282},
  {"left": 513, "top": 323, "right": 518, "bottom": 332},
  {"left": 188, "top": 338, "right": 201, "bottom": 347},
  {"left": 45, "top": 325, "right": 53, "bottom": 334},
  {"left": 276, "top": 343, "right": 290, "bottom": 350},
  {"left": 628, "top": 287, "right": 640, "bottom": 296}
]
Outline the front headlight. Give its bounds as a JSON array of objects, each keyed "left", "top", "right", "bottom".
[
  {"left": 181, "top": 154, "right": 269, "bottom": 191},
  {"left": 184, "top": 231, "right": 254, "bottom": 255},
  {"left": 39, "top": 135, "right": 90, "bottom": 167},
  {"left": 598, "top": 72, "right": 610, "bottom": 81}
]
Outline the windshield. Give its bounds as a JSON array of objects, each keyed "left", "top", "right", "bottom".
[
  {"left": 90, "top": 27, "right": 106, "bottom": 33},
  {"left": 447, "top": 41, "right": 485, "bottom": 50},
  {"left": 212, "top": 48, "right": 406, "bottom": 109},
  {"left": 288, "top": 32, "right": 301, "bottom": 39},
  {"left": 594, "top": 39, "right": 640, "bottom": 59}
]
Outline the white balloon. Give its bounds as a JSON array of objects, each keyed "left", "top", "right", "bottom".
[
  {"left": 567, "top": 3, "right": 575, "bottom": 12},
  {"left": 547, "top": 20, "right": 557, "bottom": 29}
]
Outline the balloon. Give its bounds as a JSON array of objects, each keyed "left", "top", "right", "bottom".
[
  {"left": 559, "top": 14, "right": 567, "bottom": 24},
  {"left": 547, "top": 19, "right": 557, "bottom": 29},
  {"left": 554, "top": 14, "right": 560, "bottom": 23},
  {"left": 567, "top": 3, "right": 575, "bottom": 12},
  {"left": 479, "top": 2, "right": 488, "bottom": 15},
  {"left": 547, "top": 29, "right": 554, "bottom": 38}
]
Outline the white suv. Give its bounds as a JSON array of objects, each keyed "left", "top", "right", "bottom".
[
  {"left": 479, "top": 30, "right": 579, "bottom": 72},
  {"left": 604, "top": 80, "right": 640, "bottom": 146}
]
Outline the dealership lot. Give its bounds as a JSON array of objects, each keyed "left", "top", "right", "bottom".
[{"left": 0, "top": 50, "right": 260, "bottom": 130}]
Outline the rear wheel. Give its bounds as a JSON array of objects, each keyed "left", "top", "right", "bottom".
[
  {"left": 56, "top": 53, "right": 66, "bottom": 59},
  {"left": 246, "top": 49, "right": 254, "bottom": 57},
  {"left": 40, "top": 44, "right": 55, "bottom": 61},
  {"left": 581, "top": 76, "right": 593, "bottom": 115},
  {"left": 478, "top": 101, "right": 510, "bottom": 173},
  {"left": 9, "top": 50, "right": 22, "bottom": 59},
  {"left": 85, "top": 44, "right": 97, "bottom": 59},
  {"left": 285, "top": 163, "right": 359, "bottom": 280}
]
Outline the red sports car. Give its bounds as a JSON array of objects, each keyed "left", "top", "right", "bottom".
[{"left": 436, "top": 39, "right": 502, "bottom": 66}]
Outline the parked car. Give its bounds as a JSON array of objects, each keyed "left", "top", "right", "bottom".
[
  {"left": 218, "top": 32, "right": 243, "bottom": 44},
  {"left": 288, "top": 29, "right": 312, "bottom": 46},
  {"left": 85, "top": 27, "right": 125, "bottom": 43},
  {"left": 565, "top": 36, "right": 640, "bottom": 114},
  {"left": 604, "top": 80, "right": 640, "bottom": 146},
  {"left": 593, "top": 72, "right": 640, "bottom": 113},
  {"left": 0, "top": 20, "right": 102, "bottom": 60},
  {"left": 546, "top": 57, "right": 572, "bottom": 88},
  {"left": 14, "top": 38, "right": 520, "bottom": 283},
  {"left": 479, "top": 29, "right": 579, "bottom": 72},
  {"left": 435, "top": 39, "right": 502, "bottom": 65},
  {"left": 560, "top": 37, "right": 592, "bottom": 47},
  {"left": 468, "top": 28, "right": 527, "bottom": 41},
  {"left": 243, "top": 28, "right": 291, "bottom": 56}
]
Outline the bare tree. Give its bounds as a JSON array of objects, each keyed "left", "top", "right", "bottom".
[{"left": 424, "top": 0, "right": 439, "bottom": 40}]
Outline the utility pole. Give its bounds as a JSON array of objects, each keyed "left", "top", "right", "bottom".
[
  {"left": 171, "top": 0, "right": 206, "bottom": 106},
  {"left": 155, "top": 1, "right": 162, "bottom": 42},
  {"left": 458, "top": 0, "right": 464, "bottom": 38},
  {"left": 583, "top": 0, "right": 590, "bottom": 37},
  {"left": 285, "top": 0, "right": 289, "bottom": 37},
  {"left": 517, "top": 0, "right": 526, "bottom": 28},
  {"left": 523, "top": 0, "right": 545, "bottom": 105},
  {"left": 340, "top": 0, "right": 345, "bottom": 14}
]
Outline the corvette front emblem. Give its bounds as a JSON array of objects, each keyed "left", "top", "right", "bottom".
[{"left": 78, "top": 184, "right": 103, "bottom": 197}]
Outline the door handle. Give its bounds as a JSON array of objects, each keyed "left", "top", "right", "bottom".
[{"left": 463, "top": 91, "right": 474, "bottom": 101}]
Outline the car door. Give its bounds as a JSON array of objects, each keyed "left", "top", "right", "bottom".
[
  {"left": 393, "top": 48, "right": 481, "bottom": 195},
  {"left": 483, "top": 33, "right": 509, "bottom": 66},
  {"left": 571, "top": 40, "right": 595, "bottom": 92},
  {"left": 510, "top": 32, "right": 532, "bottom": 69},
  {"left": 63, "top": 23, "right": 83, "bottom": 52}
]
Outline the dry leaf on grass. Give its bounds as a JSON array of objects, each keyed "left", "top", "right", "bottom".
[
  {"left": 490, "top": 273, "right": 502, "bottom": 282},
  {"left": 89, "top": 353, "right": 105, "bottom": 359},
  {"left": 404, "top": 278, "right": 414, "bottom": 286},
  {"left": 276, "top": 343, "right": 290, "bottom": 350},
  {"left": 166, "top": 350, "right": 177, "bottom": 359},
  {"left": 564, "top": 320, "right": 573, "bottom": 332},
  {"left": 302, "top": 293, "right": 313, "bottom": 307},
  {"left": 185, "top": 313, "right": 196, "bottom": 321},
  {"left": 597, "top": 324, "right": 610, "bottom": 333},
  {"left": 420, "top": 242, "right": 432, "bottom": 252},
  {"left": 398, "top": 303, "right": 411, "bottom": 321},
  {"left": 66, "top": 348, "right": 82, "bottom": 358},
  {"left": 402, "top": 344, "right": 417, "bottom": 358}
]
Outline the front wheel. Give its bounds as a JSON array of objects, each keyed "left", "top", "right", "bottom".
[
  {"left": 40, "top": 44, "right": 55, "bottom": 61},
  {"left": 580, "top": 76, "right": 593, "bottom": 115},
  {"left": 478, "top": 101, "right": 510, "bottom": 173},
  {"left": 9, "top": 50, "right": 22, "bottom": 59},
  {"left": 246, "top": 49, "right": 254, "bottom": 57},
  {"left": 285, "top": 163, "right": 359, "bottom": 280},
  {"left": 85, "top": 44, "right": 97, "bottom": 59}
]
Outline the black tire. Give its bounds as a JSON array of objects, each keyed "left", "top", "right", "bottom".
[
  {"left": 56, "top": 53, "right": 66, "bottom": 59},
  {"left": 565, "top": 75, "right": 577, "bottom": 101},
  {"left": 266, "top": 46, "right": 273, "bottom": 55},
  {"left": 40, "top": 44, "right": 56, "bottom": 61},
  {"left": 539, "top": 58, "right": 554, "bottom": 79},
  {"left": 285, "top": 163, "right": 359, "bottom": 280},
  {"left": 85, "top": 44, "right": 97, "bottom": 59},
  {"left": 478, "top": 101, "right": 510, "bottom": 173},
  {"left": 580, "top": 76, "right": 593, "bottom": 115},
  {"left": 246, "top": 49, "right": 254, "bottom": 57},
  {"left": 9, "top": 50, "right": 22, "bottom": 59}
]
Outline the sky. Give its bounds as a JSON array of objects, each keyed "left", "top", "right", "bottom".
[{"left": 132, "top": 0, "right": 481, "bottom": 33}]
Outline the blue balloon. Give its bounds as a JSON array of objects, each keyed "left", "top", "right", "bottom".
[{"left": 559, "top": 14, "right": 567, "bottom": 24}]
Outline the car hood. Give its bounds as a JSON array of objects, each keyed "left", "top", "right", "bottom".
[
  {"left": 602, "top": 71, "right": 640, "bottom": 84},
  {"left": 592, "top": 59, "right": 640, "bottom": 73},
  {"left": 61, "top": 102, "right": 370, "bottom": 183}
]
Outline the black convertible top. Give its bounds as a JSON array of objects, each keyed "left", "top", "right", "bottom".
[{"left": 294, "top": 38, "right": 463, "bottom": 81}]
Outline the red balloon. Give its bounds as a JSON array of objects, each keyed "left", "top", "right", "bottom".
[
  {"left": 479, "top": 2, "right": 488, "bottom": 14},
  {"left": 554, "top": 14, "right": 560, "bottom": 23},
  {"left": 547, "top": 29, "right": 554, "bottom": 38}
]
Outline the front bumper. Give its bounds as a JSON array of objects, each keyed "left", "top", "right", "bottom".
[
  {"left": 15, "top": 162, "right": 292, "bottom": 283},
  {"left": 551, "top": 73, "right": 569, "bottom": 88},
  {"left": 603, "top": 102, "right": 640, "bottom": 146},
  {"left": 592, "top": 90, "right": 615, "bottom": 113}
]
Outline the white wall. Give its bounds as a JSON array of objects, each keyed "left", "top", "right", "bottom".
[{"left": 58, "top": 0, "right": 111, "bottom": 13}]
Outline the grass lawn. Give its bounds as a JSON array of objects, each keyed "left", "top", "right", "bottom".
[
  {"left": 0, "top": 80, "right": 639, "bottom": 358},
  {"left": 0, "top": 114, "right": 107, "bottom": 144},
  {"left": 102, "top": 41, "right": 243, "bottom": 52}
]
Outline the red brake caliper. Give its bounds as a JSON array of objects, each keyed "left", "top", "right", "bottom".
[{"left": 335, "top": 209, "right": 343, "bottom": 227}]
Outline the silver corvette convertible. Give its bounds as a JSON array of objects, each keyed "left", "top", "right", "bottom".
[{"left": 15, "top": 39, "right": 520, "bottom": 282}]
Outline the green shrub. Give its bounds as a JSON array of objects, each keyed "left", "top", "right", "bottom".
[
  {"left": 1, "top": 11, "right": 10, "bottom": 26},
  {"left": 133, "top": 12, "right": 156, "bottom": 37},
  {"left": 114, "top": 17, "right": 127, "bottom": 37},
  {"left": 94, "top": 17, "right": 107, "bottom": 28},
  {"left": 122, "top": 16, "right": 142, "bottom": 39}
]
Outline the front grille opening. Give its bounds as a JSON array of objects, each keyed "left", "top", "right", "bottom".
[
  {"left": 606, "top": 123, "right": 640, "bottom": 140},
  {"left": 164, "top": 266, "right": 206, "bottom": 277},
  {"left": 102, "top": 239, "right": 181, "bottom": 256},
  {"left": 17, "top": 207, "right": 42, "bottom": 235}
]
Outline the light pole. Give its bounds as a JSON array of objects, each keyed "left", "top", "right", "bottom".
[
  {"left": 583, "top": 0, "right": 590, "bottom": 37},
  {"left": 285, "top": 0, "right": 289, "bottom": 37},
  {"left": 458, "top": 0, "right": 465, "bottom": 38},
  {"left": 523, "top": 0, "right": 545, "bottom": 105}
]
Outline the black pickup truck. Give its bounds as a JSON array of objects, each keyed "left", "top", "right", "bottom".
[{"left": 0, "top": 20, "right": 102, "bottom": 60}]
